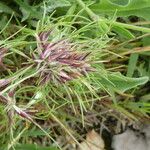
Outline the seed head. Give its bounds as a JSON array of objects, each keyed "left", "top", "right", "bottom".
[{"left": 34, "top": 31, "right": 93, "bottom": 84}]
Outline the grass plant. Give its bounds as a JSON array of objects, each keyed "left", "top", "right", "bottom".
[{"left": 0, "top": 0, "right": 149, "bottom": 149}]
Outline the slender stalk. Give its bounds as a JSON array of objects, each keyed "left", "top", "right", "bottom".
[
  {"left": 1, "top": 66, "right": 39, "bottom": 94},
  {"left": 76, "top": 0, "right": 99, "bottom": 21},
  {"left": 109, "top": 21, "right": 150, "bottom": 33}
]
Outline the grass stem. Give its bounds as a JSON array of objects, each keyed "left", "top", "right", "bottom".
[{"left": 76, "top": 0, "right": 150, "bottom": 33}]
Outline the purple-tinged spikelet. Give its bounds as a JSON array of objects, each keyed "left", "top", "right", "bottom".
[{"left": 34, "top": 31, "right": 93, "bottom": 84}]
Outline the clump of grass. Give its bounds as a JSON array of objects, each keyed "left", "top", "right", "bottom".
[
  {"left": 0, "top": 1, "right": 149, "bottom": 149},
  {"left": 0, "top": 14, "right": 111, "bottom": 149}
]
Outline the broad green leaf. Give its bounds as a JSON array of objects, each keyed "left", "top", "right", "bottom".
[
  {"left": 100, "top": 72, "right": 149, "bottom": 92},
  {"left": 41, "top": 0, "right": 71, "bottom": 13},
  {"left": 14, "top": 0, "right": 42, "bottom": 21},
  {"left": 15, "top": 0, "right": 71, "bottom": 21},
  {"left": 91, "top": 0, "right": 150, "bottom": 20},
  {"left": 127, "top": 53, "right": 139, "bottom": 77},
  {"left": 109, "top": 0, "right": 130, "bottom": 6},
  {"left": 0, "top": 2, "right": 13, "bottom": 14}
]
